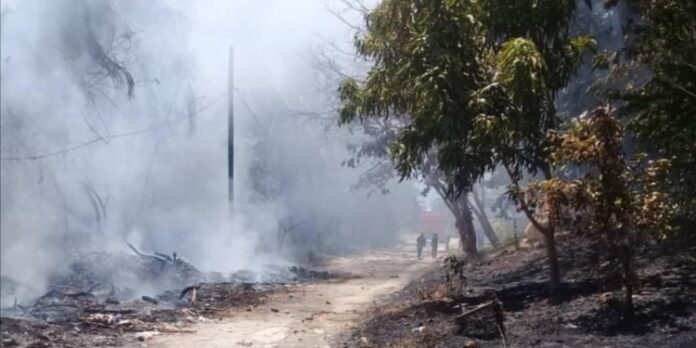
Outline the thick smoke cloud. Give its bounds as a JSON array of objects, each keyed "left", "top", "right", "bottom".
[{"left": 0, "top": 0, "right": 421, "bottom": 303}]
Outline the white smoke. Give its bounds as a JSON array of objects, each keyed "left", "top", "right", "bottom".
[{"left": 0, "top": 0, "right": 422, "bottom": 303}]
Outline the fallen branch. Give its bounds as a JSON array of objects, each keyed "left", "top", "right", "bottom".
[
  {"left": 156, "top": 328, "right": 197, "bottom": 334},
  {"left": 142, "top": 296, "right": 159, "bottom": 305},
  {"left": 81, "top": 320, "right": 112, "bottom": 329},
  {"left": 456, "top": 300, "right": 506, "bottom": 339},
  {"left": 83, "top": 308, "right": 136, "bottom": 315},
  {"left": 179, "top": 285, "right": 200, "bottom": 301},
  {"left": 457, "top": 301, "right": 498, "bottom": 319},
  {"left": 154, "top": 252, "right": 173, "bottom": 262},
  {"left": 127, "top": 243, "right": 168, "bottom": 262}
]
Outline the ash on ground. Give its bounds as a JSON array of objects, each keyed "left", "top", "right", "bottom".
[{"left": 0, "top": 244, "right": 345, "bottom": 347}]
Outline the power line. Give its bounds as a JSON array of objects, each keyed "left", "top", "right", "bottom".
[{"left": 0, "top": 92, "right": 226, "bottom": 161}]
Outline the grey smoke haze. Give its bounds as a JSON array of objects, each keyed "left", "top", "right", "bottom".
[{"left": 0, "top": 0, "right": 420, "bottom": 302}]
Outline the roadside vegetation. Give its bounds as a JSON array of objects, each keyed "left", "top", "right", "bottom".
[{"left": 335, "top": 0, "right": 696, "bottom": 345}]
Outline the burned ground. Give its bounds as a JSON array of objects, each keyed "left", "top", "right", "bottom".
[
  {"left": 0, "top": 246, "right": 349, "bottom": 348},
  {"left": 337, "top": 238, "right": 696, "bottom": 348},
  {"left": 0, "top": 281, "right": 273, "bottom": 348}
]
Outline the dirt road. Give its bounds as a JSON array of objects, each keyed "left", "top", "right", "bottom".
[{"left": 138, "top": 241, "right": 438, "bottom": 348}]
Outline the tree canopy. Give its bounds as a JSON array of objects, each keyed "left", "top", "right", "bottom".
[{"left": 620, "top": 0, "right": 696, "bottom": 227}]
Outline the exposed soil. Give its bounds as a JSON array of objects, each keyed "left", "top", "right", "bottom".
[
  {"left": 337, "top": 238, "right": 696, "bottom": 348},
  {"left": 0, "top": 243, "right": 364, "bottom": 348},
  {"left": 4, "top": 238, "right": 693, "bottom": 348},
  {"left": 137, "top": 243, "right": 433, "bottom": 348},
  {"left": 0, "top": 240, "right": 435, "bottom": 347}
]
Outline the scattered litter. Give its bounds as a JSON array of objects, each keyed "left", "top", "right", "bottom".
[{"left": 411, "top": 325, "right": 427, "bottom": 334}]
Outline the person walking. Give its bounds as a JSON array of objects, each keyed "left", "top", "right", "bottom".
[
  {"left": 416, "top": 233, "right": 426, "bottom": 260},
  {"left": 431, "top": 233, "right": 439, "bottom": 258}
]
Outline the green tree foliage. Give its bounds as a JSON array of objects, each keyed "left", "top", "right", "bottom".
[
  {"left": 337, "top": 0, "right": 689, "bottom": 306},
  {"left": 338, "top": 0, "right": 594, "bottom": 290},
  {"left": 470, "top": 3, "right": 595, "bottom": 293},
  {"left": 620, "top": 0, "right": 696, "bottom": 228},
  {"left": 338, "top": 0, "right": 494, "bottom": 258},
  {"left": 338, "top": 0, "right": 492, "bottom": 193}
]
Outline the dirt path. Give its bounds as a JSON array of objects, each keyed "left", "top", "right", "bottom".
[{"left": 137, "top": 242, "right": 438, "bottom": 348}]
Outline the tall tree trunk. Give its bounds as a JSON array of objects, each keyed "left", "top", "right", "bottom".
[
  {"left": 543, "top": 227, "right": 561, "bottom": 294},
  {"left": 503, "top": 162, "right": 562, "bottom": 294},
  {"left": 456, "top": 210, "right": 478, "bottom": 260},
  {"left": 471, "top": 189, "right": 500, "bottom": 248},
  {"left": 432, "top": 184, "right": 479, "bottom": 259},
  {"left": 455, "top": 194, "right": 479, "bottom": 260}
]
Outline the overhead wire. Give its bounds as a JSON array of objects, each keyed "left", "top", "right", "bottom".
[{"left": 0, "top": 92, "right": 227, "bottom": 161}]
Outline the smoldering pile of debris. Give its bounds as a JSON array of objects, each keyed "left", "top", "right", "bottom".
[
  {"left": 0, "top": 243, "right": 348, "bottom": 346},
  {"left": 2, "top": 245, "right": 204, "bottom": 322},
  {"left": 42, "top": 243, "right": 204, "bottom": 302},
  {"left": 0, "top": 280, "right": 271, "bottom": 348}
]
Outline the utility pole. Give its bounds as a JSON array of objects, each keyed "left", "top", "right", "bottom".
[{"left": 228, "top": 46, "right": 234, "bottom": 206}]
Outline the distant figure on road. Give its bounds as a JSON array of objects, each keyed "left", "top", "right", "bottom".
[
  {"left": 431, "top": 233, "right": 439, "bottom": 258},
  {"left": 444, "top": 234, "right": 451, "bottom": 252},
  {"left": 416, "top": 233, "right": 426, "bottom": 259}
]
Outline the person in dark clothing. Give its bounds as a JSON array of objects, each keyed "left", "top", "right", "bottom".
[
  {"left": 431, "top": 233, "right": 439, "bottom": 258},
  {"left": 416, "top": 233, "right": 426, "bottom": 259}
]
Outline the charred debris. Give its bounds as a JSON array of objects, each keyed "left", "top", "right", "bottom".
[{"left": 0, "top": 243, "right": 337, "bottom": 341}]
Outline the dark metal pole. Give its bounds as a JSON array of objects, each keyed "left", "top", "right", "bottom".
[{"left": 228, "top": 46, "right": 234, "bottom": 205}]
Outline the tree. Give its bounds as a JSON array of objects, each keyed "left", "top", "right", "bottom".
[
  {"left": 469, "top": 2, "right": 596, "bottom": 292},
  {"left": 537, "top": 106, "right": 676, "bottom": 322},
  {"left": 338, "top": 0, "right": 595, "bottom": 270},
  {"left": 470, "top": 186, "right": 500, "bottom": 248},
  {"left": 343, "top": 115, "right": 501, "bottom": 253},
  {"left": 618, "top": 0, "right": 696, "bottom": 232},
  {"left": 338, "top": 0, "right": 494, "bottom": 258}
]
